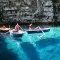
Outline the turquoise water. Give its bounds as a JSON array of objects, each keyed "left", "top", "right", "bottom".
[{"left": 0, "top": 27, "right": 60, "bottom": 60}]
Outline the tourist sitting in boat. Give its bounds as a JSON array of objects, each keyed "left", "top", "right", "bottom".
[
  {"left": 29, "top": 24, "right": 32, "bottom": 31},
  {"left": 1, "top": 25, "right": 6, "bottom": 29},
  {"left": 13, "top": 23, "right": 22, "bottom": 32}
]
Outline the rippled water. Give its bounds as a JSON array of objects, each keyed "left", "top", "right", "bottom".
[{"left": 0, "top": 27, "right": 60, "bottom": 60}]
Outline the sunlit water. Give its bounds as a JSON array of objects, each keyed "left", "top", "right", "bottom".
[{"left": 0, "top": 27, "right": 60, "bottom": 60}]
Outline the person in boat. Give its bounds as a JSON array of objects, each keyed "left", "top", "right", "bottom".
[
  {"left": 29, "top": 24, "right": 32, "bottom": 31},
  {"left": 13, "top": 23, "right": 22, "bottom": 32},
  {"left": 1, "top": 25, "right": 6, "bottom": 29}
]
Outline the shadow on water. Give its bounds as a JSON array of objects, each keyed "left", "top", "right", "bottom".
[
  {"left": 0, "top": 36, "right": 6, "bottom": 52},
  {"left": 0, "top": 50, "right": 18, "bottom": 60},
  {"left": 35, "top": 38, "right": 60, "bottom": 49},
  {"left": 20, "top": 42, "right": 40, "bottom": 60},
  {"left": 0, "top": 36, "right": 20, "bottom": 60}
]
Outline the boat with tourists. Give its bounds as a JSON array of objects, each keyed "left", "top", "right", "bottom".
[
  {"left": 8, "top": 23, "right": 50, "bottom": 37},
  {"left": 27, "top": 26, "right": 50, "bottom": 33},
  {"left": 27, "top": 24, "right": 50, "bottom": 33},
  {"left": 0, "top": 23, "right": 50, "bottom": 37},
  {"left": 9, "top": 23, "right": 24, "bottom": 37},
  {"left": 9, "top": 26, "right": 50, "bottom": 37},
  {"left": 0, "top": 25, "right": 10, "bottom": 33}
]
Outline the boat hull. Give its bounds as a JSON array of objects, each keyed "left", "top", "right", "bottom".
[
  {"left": 12, "top": 33, "right": 23, "bottom": 37},
  {"left": 0, "top": 28, "right": 9, "bottom": 33},
  {"left": 9, "top": 28, "right": 50, "bottom": 37},
  {"left": 9, "top": 30, "right": 24, "bottom": 37},
  {"left": 0, "top": 30, "right": 9, "bottom": 33},
  {"left": 27, "top": 28, "right": 50, "bottom": 33}
]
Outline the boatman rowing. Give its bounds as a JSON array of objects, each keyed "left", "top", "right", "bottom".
[{"left": 13, "top": 23, "right": 22, "bottom": 32}]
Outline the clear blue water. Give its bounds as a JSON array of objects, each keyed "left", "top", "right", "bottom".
[{"left": 0, "top": 27, "right": 60, "bottom": 60}]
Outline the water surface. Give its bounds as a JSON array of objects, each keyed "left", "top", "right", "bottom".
[{"left": 0, "top": 27, "right": 60, "bottom": 60}]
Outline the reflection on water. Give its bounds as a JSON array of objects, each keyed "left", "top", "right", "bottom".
[{"left": 0, "top": 27, "right": 60, "bottom": 60}]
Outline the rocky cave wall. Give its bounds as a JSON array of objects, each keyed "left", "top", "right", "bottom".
[{"left": 0, "top": 0, "right": 60, "bottom": 24}]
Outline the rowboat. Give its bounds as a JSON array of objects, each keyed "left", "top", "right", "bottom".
[
  {"left": 9, "top": 27, "right": 50, "bottom": 37},
  {"left": 0, "top": 28, "right": 10, "bottom": 33},
  {"left": 9, "top": 30, "right": 24, "bottom": 37},
  {"left": 27, "top": 27, "right": 50, "bottom": 33}
]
